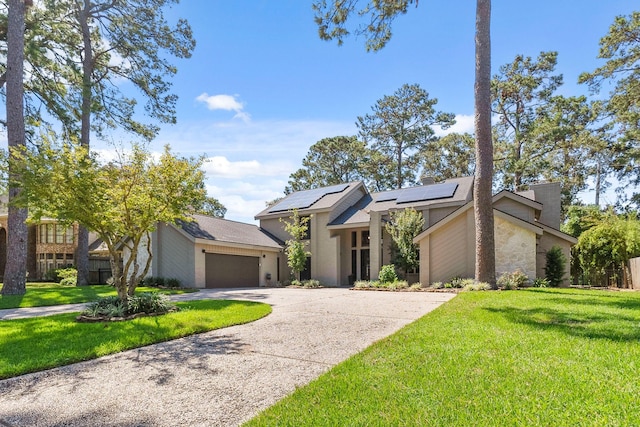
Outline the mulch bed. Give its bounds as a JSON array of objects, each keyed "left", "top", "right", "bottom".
[{"left": 76, "top": 311, "right": 173, "bottom": 323}]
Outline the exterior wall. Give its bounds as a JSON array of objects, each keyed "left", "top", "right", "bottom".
[
  {"left": 494, "top": 216, "right": 537, "bottom": 280},
  {"left": 427, "top": 206, "right": 458, "bottom": 227},
  {"left": 536, "top": 232, "right": 572, "bottom": 286},
  {"left": 493, "top": 198, "right": 536, "bottom": 223},
  {"left": 153, "top": 223, "right": 196, "bottom": 287},
  {"left": 369, "top": 211, "right": 382, "bottom": 281},
  {"left": 423, "top": 210, "right": 474, "bottom": 284},
  {"left": 259, "top": 217, "right": 290, "bottom": 242},
  {"left": 309, "top": 211, "right": 340, "bottom": 285},
  {"left": 194, "top": 243, "right": 280, "bottom": 288}
]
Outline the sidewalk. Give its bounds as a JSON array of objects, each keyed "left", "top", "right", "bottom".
[{"left": 0, "top": 287, "right": 455, "bottom": 426}]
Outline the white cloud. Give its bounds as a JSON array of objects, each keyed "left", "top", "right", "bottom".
[
  {"left": 202, "top": 156, "right": 293, "bottom": 179},
  {"left": 434, "top": 114, "right": 475, "bottom": 137},
  {"left": 196, "top": 93, "right": 251, "bottom": 122}
]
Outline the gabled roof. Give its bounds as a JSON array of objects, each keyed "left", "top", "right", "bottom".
[
  {"left": 493, "top": 190, "right": 543, "bottom": 212},
  {"left": 327, "top": 176, "right": 474, "bottom": 228},
  {"left": 369, "top": 176, "right": 474, "bottom": 212},
  {"left": 255, "top": 181, "right": 365, "bottom": 219},
  {"left": 178, "top": 214, "right": 283, "bottom": 250}
]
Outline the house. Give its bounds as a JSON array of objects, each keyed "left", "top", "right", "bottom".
[
  {"left": 255, "top": 177, "right": 575, "bottom": 287},
  {"left": 124, "top": 176, "right": 576, "bottom": 289}
]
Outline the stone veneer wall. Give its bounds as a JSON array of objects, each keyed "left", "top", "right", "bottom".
[{"left": 494, "top": 216, "right": 536, "bottom": 279}]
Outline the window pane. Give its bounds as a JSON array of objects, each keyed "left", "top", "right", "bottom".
[
  {"left": 65, "top": 227, "right": 74, "bottom": 244},
  {"left": 47, "top": 224, "right": 54, "bottom": 243},
  {"left": 55, "top": 225, "right": 64, "bottom": 244},
  {"left": 361, "top": 230, "right": 370, "bottom": 247}
]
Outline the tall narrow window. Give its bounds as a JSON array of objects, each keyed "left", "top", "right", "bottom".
[
  {"left": 65, "top": 227, "right": 74, "bottom": 244},
  {"left": 361, "top": 230, "right": 370, "bottom": 247},
  {"left": 46, "top": 224, "right": 54, "bottom": 243},
  {"left": 55, "top": 225, "right": 65, "bottom": 244}
]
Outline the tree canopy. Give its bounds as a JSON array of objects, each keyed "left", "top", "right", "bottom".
[
  {"left": 357, "top": 83, "right": 455, "bottom": 189},
  {"left": 10, "top": 141, "right": 207, "bottom": 303}
]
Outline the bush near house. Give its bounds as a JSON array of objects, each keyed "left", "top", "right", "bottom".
[{"left": 545, "top": 246, "right": 567, "bottom": 287}]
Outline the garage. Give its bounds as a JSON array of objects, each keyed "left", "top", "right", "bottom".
[{"left": 205, "top": 253, "right": 260, "bottom": 288}]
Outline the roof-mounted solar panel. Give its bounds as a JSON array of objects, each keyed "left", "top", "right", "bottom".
[
  {"left": 268, "top": 183, "right": 350, "bottom": 213},
  {"left": 396, "top": 182, "right": 458, "bottom": 204},
  {"left": 375, "top": 188, "right": 405, "bottom": 202}
]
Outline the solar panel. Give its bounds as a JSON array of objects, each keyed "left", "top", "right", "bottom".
[
  {"left": 375, "top": 188, "right": 406, "bottom": 202},
  {"left": 268, "top": 183, "right": 350, "bottom": 213},
  {"left": 396, "top": 183, "right": 458, "bottom": 204}
]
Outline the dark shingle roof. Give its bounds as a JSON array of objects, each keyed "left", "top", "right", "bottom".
[{"left": 178, "top": 214, "right": 283, "bottom": 249}]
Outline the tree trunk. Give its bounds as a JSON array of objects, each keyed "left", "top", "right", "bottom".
[
  {"left": 473, "top": 0, "right": 496, "bottom": 286},
  {"left": 2, "top": 0, "right": 27, "bottom": 296},
  {"left": 75, "top": 226, "right": 90, "bottom": 285},
  {"left": 74, "top": 0, "right": 93, "bottom": 286}
]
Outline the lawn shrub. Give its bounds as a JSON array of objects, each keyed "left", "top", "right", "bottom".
[
  {"left": 409, "top": 282, "right": 423, "bottom": 290},
  {"left": 379, "top": 264, "right": 398, "bottom": 284},
  {"left": 83, "top": 292, "right": 177, "bottom": 318},
  {"left": 353, "top": 280, "right": 372, "bottom": 288},
  {"left": 165, "top": 278, "right": 181, "bottom": 288},
  {"left": 55, "top": 268, "right": 77, "bottom": 286},
  {"left": 545, "top": 246, "right": 567, "bottom": 287},
  {"left": 444, "top": 277, "right": 473, "bottom": 288},
  {"left": 532, "top": 277, "right": 550, "bottom": 288},
  {"left": 497, "top": 270, "right": 529, "bottom": 289},
  {"left": 430, "top": 282, "right": 444, "bottom": 289},
  {"left": 463, "top": 281, "right": 492, "bottom": 291},
  {"left": 386, "top": 280, "right": 408, "bottom": 290}
]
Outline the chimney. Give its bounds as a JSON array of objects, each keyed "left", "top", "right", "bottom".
[
  {"left": 530, "top": 182, "right": 561, "bottom": 229},
  {"left": 421, "top": 176, "right": 435, "bottom": 186}
]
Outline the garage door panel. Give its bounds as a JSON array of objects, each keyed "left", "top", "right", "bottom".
[{"left": 205, "top": 253, "right": 259, "bottom": 288}]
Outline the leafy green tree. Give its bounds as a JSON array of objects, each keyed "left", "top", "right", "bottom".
[
  {"left": 357, "top": 83, "right": 455, "bottom": 189},
  {"left": 575, "top": 213, "right": 640, "bottom": 287},
  {"left": 280, "top": 209, "right": 311, "bottom": 281},
  {"left": 544, "top": 246, "right": 567, "bottom": 287},
  {"left": 492, "top": 51, "right": 563, "bottom": 191},
  {"left": 1, "top": 0, "right": 28, "bottom": 296},
  {"left": 11, "top": 140, "right": 207, "bottom": 305},
  {"left": 419, "top": 132, "right": 475, "bottom": 181},
  {"left": 580, "top": 12, "right": 640, "bottom": 199},
  {"left": 41, "top": 0, "right": 195, "bottom": 286},
  {"left": 384, "top": 208, "right": 424, "bottom": 276},
  {"left": 561, "top": 205, "right": 608, "bottom": 238},
  {"left": 312, "top": 0, "right": 496, "bottom": 285},
  {"left": 194, "top": 196, "right": 227, "bottom": 218},
  {"left": 285, "top": 136, "right": 368, "bottom": 193}
]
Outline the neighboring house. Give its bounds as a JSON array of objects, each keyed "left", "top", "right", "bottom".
[
  {"left": 146, "top": 214, "right": 283, "bottom": 288},
  {"left": 255, "top": 177, "right": 576, "bottom": 287},
  {"left": 0, "top": 215, "right": 77, "bottom": 281}
]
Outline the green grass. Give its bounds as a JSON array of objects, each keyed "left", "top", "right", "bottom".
[
  {"left": 0, "top": 283, "right": 196, "bottom": 309},
  {"left": 0, "top": 299, "right": 271, "bottom": 379},
  {"left": 246, "top": 288, "right": 640, "bottom": 426}
]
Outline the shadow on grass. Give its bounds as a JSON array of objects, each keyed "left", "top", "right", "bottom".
[{"left": 485, "top": 304, "right": 640, "bottom": 341}]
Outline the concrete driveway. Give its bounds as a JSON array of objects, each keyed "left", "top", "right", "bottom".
[{"left": 0, "top": 287, "right": 455, "bottom": 427}]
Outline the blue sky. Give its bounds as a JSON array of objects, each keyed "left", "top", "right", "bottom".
[{"left": 98, "top": 2, "right": 640, "bottom": 223}]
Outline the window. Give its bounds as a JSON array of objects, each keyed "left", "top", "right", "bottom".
[
  {"left": 351, "top": 231, "right": 357, "bottom": 248},
  {"left": 55, "top": 226, "right": 65, "bottom": 244},
  {"left": 65, "top": 227, "right": 74, "bottom": 244},
  {"left": 361, "top": 230, "right": 370, "bottom": 247},
  {"left": 47, "top": 224, "right": 54, "bottom": 243}
]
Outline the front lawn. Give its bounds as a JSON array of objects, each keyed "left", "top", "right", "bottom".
[
  {"left": 0, "top": 283, "right": 195, "bottom": 309},
  {"left": 246, "top": 288, "right": 640, "bottom": 426},
  {"left": 0, "top": 299, "right": 271, "bottom": 379}
]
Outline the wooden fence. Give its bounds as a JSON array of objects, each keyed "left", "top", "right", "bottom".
[{"left": 630, "top": 257, "right": 640, "bottom": 289}]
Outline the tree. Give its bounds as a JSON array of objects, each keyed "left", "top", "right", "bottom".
[
  {"left": 491, "top": 51, "right": 563, "bottom": 191},
  {"left": 575, "top": 212, "right": 640, "bottom": 287},
  {"left": 1, "top": 0, "right": 27, "bottom": 296},
  {"left": 312, "top": 0, "right": 496, "bottom": 284},
  {"left": 419, "top": 132, "right": 475, "bottom": 181},
  {"left": 357, "top": 83, "right": 455, "bottom": 189},
  {"left": 11, "top": 140, "right": 207, "bottom": 305},
  {"left": 579, "top": 12, "right": 640, "bottom": 202},
  {"left": 544, "top": 246, "right": 567, "bottom": 287},
  {"left": 384, "top": 208, "right": 424, "bottom": 276},
  {"left": 194, "top": 196, "right": 227, "bottom": 218},
  {"left": 285, "top": 136, "right": 368, "bottom": 193},
  {"left": 44, "top": 0, "right": 195, "bottom": 286},
  {"left": 280, "top": 209, "right": 311, "bottom": 282}
]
